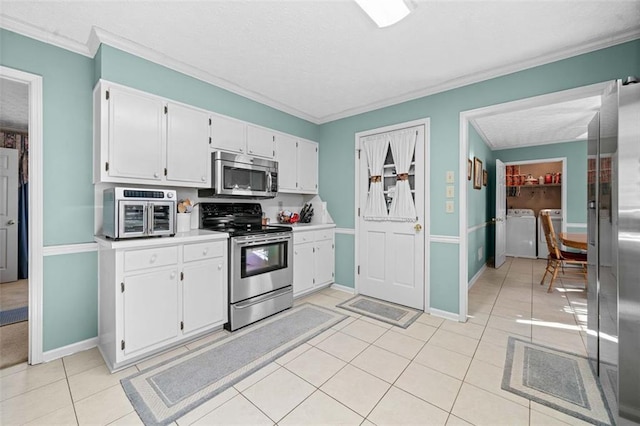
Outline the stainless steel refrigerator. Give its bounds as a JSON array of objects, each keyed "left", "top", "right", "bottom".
[{"left": 587, "top": 77, "right": 640, "bottom": 424}]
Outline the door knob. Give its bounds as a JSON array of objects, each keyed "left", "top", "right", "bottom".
[
  {"left": 414, "top": 223, "right": 422, "bottom": 232},
  {"left": 7, "top": 220, "right": 16, "bottom": 225}
]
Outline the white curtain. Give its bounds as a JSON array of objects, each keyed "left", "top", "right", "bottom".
[
  {"left": 389, "top": 129, "right": 417, "bottom": 221},
  {"left": 363, "top": 134, "right": 389, "bottom": 221}
]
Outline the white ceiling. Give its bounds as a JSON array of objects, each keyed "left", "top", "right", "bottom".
[
  {"left": 0, "top": 78, "right": 29, "bottom": 132},
  {"left": 1, "top": 1, "right": 639, "bottom": 148}
]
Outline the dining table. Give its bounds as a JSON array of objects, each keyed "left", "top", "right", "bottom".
[{"left": 559, "top": 232, "right": 588, "bottom": 251}]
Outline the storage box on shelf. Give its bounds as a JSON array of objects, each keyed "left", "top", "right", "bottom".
[
  {"left": 275, "top": 134, "right": 319, "bottom": 194},
  {"left": 93, "top": 80, "right": 210, "bottom": 187},
  {"left": 96, "top": 233, "right": 228, "bottom": 372},
  {"left": 292, "top": 225, "right": 335, "bottom": 297}
]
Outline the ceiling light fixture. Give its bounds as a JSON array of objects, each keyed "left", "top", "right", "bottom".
[{"left": 354, "top": 0, "right": 411, "bottom": 28}]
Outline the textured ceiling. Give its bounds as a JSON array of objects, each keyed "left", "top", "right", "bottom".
[
  {"left": 1, "top": 0, "right": 639, "bottom": 126},
  {"left": 0, "top": 78, "right": 29, "bottom": 132},
  {"left": 472, "top": 96, "right": 602, "bottom": 149}
]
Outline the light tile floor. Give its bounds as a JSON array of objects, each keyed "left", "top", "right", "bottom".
[{"left": 0, "top": 257, "right": 594, "bottom": 425}]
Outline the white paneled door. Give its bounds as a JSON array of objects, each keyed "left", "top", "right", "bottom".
[
  {"left": 0, "top": 147, "right": 19, "bottom": 283},
  {"left": 494, "top": 159, "right": 507, "bottom": 268},
  {"left": 357, "top": 125, "right": 426, "bottom": 310}
]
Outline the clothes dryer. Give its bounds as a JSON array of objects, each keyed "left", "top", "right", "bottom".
[
  {"left": 506, "top": 209, "right": 536, "bottom": 258},
  {"left": 538, "top": 209, "right": 562, "bottom": 259}
]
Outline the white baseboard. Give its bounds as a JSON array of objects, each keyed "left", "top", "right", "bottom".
[
  {"left": 330, "top": 283, "right": 356, "bottom": 294},
  {"left": 42, "top": 337, "right": 98, "bottom": 363},
  {"left": 428, "top": 307, "right": 461, "bottom": 322},
  {"left": 468, "top": 264, "right": 488, "bottom": 289}
]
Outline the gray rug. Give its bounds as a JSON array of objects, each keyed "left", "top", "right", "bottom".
[
  {"left": 502, "top": 337, "right": 615, "bottom": 426},
  {"left": 336, "top": 295, "right": 422, "bottom": 328},
  {"left": 121, "top": 304, "right": 345, "bottom": 426},
  {"left": 0, "top": 306, "right": 28, "bottom": 326}
]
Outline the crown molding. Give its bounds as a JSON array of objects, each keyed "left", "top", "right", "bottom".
[
  {"left": 0, "top": 14, "right": 92, "bottom": 57},
  {"left": 2, "top": 14, "right": 639, "bottom": 126},
  {"left": 317, "top": 28, "right": 640, "bottom": 124}
]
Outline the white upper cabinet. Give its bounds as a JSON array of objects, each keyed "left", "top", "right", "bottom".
[
  {"left": 275, "top": 136, "right": 318, "bottom": 194},
  {"left": 166, "top": 102, "right": 210, "bottom": 185},
  {"left": 210, "top": 114, "right": 246, "bottom": 154},
  {"left": 210, "top": 115, "right": 275, "bottom": 159},
  {"left": 105, "top": 85, "right": 165, "bottom": 181},
  {"left": 274, "top": 133, "right": 298, "bottom": 192},
  {"left": 297, "top": 139, "right": 319, "bottom": 194},
  {"left": 94, "top": 81, "right": 211, "bottom": 187},
  {"left": 246, "top": 125, "right": 276, "bottom": 159}
]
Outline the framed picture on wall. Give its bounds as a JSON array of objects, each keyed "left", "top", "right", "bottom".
[
  {"left": 473, "top": 157, "right": 482, "bottom": 189},
  {"left": 483, "top": 169, "right": 488, "bottom": 186},
  {"left": 467, "top": 159, "right": 472, "bottom": 180}
]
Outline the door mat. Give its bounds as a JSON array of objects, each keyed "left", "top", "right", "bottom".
[
  {"left": 502, "top": 337, "right": 615, "bottom": 426},
  {"left": 121, "top": 304, "right": 346, "bottom": 426},
  {"left": 0, "top": 306, "right": 28, "bottom": 326},
  {"left": 336, "top": 295, "right": 422, "bottom": 328}
]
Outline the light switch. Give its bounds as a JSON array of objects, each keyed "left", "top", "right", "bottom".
[
  {"left": 446, "top": 200, "right": 454, "bottom": 213},
  {"left": 446, "top": 185, "right": 455, "bottom": 198},
  {"left": 446, "top": 171, "right": 455, "bottom": 183}
]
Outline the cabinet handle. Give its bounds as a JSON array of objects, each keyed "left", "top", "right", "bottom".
[{"left": 150, "top": 254, "right": 157, "bottom": 263}]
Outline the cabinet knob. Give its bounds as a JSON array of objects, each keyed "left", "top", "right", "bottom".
[
  {"left": 218, "top": 264, "right": 223, "bottom": 270},
  {"left": 201, "top": 176, "right": 206, "bottom": 181},
  {"left": 170, "top": 271, "right": 176, "bottom": 279},
  {"left": 249, "top": 150, "right": 253, "bottom": 154},
  {"left": 239, "top": 147, "right": 244, "bottom": 152},
  {"left": 150, "top": 254, "right": 157, "bottom": 263},
  {"left": 295, "top": 251, "right": 298, "bottom": 255},
  {"left": 203, "top": 248, "right": 209, "bottom": 256},
  {"left": 154, "top": 172, "right": 159, "bottom": 178}
]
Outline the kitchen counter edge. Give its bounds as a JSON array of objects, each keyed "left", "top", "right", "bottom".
[{"left": 95, "top": 229, "right": 229, "bottom": 249}]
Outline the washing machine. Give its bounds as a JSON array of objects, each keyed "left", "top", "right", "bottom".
[
  {"left": 506, "top": 209, "right": 536, "bottom": 258},
  {"left": 537, "top": 209, "right": 562, "bottom": 259}
]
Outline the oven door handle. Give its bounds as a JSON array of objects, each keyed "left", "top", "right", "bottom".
[
  {"left": 234, "top": 287, "right": 292, "bottom": 309},
  {"left": 234, "top": 235, "right": 291, "bottom": 247}
]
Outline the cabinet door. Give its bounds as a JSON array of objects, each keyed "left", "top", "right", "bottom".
[
  {"left": 315, "top": 237, "right": 335, "bottom": 286},
  {"left": 123, "top": 268, "right": 179, "bottom": 356},
  {"left": 297, "top": 139, "right": 318, "bottom": 193},
  {"left": 108, "top": 87, "right": 165, "bottom": 181},
  {"left": 293, "top": 242, "right": 315, "bottom": 296},
  {"left": 275, "top": 134, "right": 298, "bottom": 192},
  {"left": 247, "top": 125, "right": 275, "bottom": 158},
  {"left": 211, "top": 115, "right": 246, "bottom": 154},
  {"left": 182, "top": 258, "right": 226, "bottom": 334},
  {"left": 166, "top": 103, "right": 210, "bottom": 186}
]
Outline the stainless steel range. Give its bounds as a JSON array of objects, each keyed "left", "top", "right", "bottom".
[{"left": 200, "top": 203, "right": 293, "bottom": 331}]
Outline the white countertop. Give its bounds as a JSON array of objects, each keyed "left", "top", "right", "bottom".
[
  {"left": 275, "top": 223, "right": 336, "bottom": 232},
  {"left": 95, "top": 229, "right": 228, "bottom": 249}
]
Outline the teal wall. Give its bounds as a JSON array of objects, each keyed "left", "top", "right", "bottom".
[
  {"left": 495, "top": 140, "right": 588, "bottom": 224},
  {"left": 319, "top": 39, "right": 640, "bottom": 313},
  {"left": 467, "top": 125, "right": 494, "bottom": 281}
]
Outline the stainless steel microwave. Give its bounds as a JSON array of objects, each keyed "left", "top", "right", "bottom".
[
  {"left": 198, "top": 151, "right": 278, "bottom": 199},
  {"left": 103, "top": 187, "right": 176, "bottom": 239}
]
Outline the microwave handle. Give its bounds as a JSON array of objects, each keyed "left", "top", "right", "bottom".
[{"left": 267, "top": 172, "right": 273, "bottom": 192}]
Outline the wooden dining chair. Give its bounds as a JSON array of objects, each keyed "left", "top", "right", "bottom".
[{"left": 539, "top": 211, "right": 587, "bottom": 292}]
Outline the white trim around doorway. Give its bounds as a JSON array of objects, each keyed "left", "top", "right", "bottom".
[
  {"left": 0, "top": 66, "right": 44, "bottom": 365},
  {"left": 458, "top": 81, "right": 610, "bottom": 324}
]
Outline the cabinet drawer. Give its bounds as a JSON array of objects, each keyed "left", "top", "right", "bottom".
[
  {"left": 183, "top": 241, "right": 225, "bottom": 263},
  {"left": 315, "top": 229, "right": 334, "bottom": 241},
  {"left": 294, "top": 231, "right": 314, "bottom": 245},
  {"left": 124, "top": 246, "right": 178, "bottom": 272}
]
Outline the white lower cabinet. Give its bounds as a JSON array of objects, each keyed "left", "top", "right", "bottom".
[
  {"left": 98, "top": 237, "right": 228, "bottom": 372},
  {"left": 292, "top": 228, "right": 335, "bottom": 298}
]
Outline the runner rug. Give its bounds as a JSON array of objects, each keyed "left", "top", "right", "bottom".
[
  {"left": 121, "top": 304, "right": 345, "bottom": 426},
  {"left": 336, "top": 295, "right": 422, "bottom": 328},
  {"left": 0, "top": 306, "right": 28, "bottom": 326},
  {"left": 502, "top": 336, "right": 614, "bottom": 426}
]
